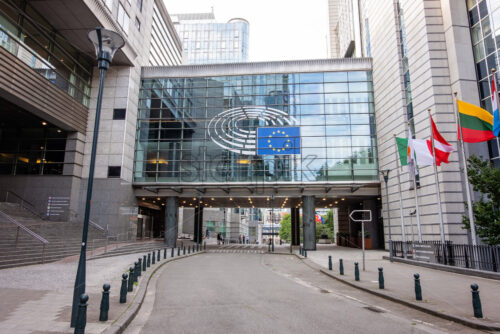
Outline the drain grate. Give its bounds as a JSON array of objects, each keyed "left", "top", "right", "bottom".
[{"left": 364, "top": 306, "right": 385, "bottom": 313}]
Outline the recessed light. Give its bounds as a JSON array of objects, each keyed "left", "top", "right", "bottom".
[
  {"left": 229, "top": 197, "right": 233, "bottom": 201},
  {"left": 193, "top": 197, "right": 196, "bottom": 200},
  {"left": 183, "top": 200, "right": 186, "bottom": 204},
  {"left": 157, "top": 197, "right": 160, "bottom": 200},
  {"left": 141, "top": 197, "right": 145, "bottom": 200},
  {"left": 57, "top": 129, "right": 62, "bottom": 133},
  {"left": 41, "top": 121, "right": 47, "bottom": 126},
  {"left": 341, "top": 198, "right": 345, "bottom": 201},
  {"left": 211, "top": 197, "right": 214, "bottom": 200}
]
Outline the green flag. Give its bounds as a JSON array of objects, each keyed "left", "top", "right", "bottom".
[{"left": 396, "top": 137, "right": 408, "bottom": 166}]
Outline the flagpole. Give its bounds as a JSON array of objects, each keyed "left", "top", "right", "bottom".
[
  {"left": 453, "top": 92, "right": 478, "bottom": 247},
  {"left": 393, "top": 134, "right": 407, "bottom": 258},
  {"left": 428, "top": 109, "right": 448, "bottom": 264},
  {"left": 408, "top": 122, "right": 423, "bottom": 242}
]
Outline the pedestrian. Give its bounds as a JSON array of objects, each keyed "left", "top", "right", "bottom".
[
  {"left": 217, "top": 232, "right": 221, "bottom": 245},
  {"left": 206, "top": 229, "right": 210, "bottom": 239},
  {"left": 246, "top": 236, "right": 249, "bottom": 244}
]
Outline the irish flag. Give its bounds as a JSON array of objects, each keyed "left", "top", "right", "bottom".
[
  {"left": 396, "top": 131, "right": 433, "bottom": 167},
  {"left": 457, "top": 100, "right": 495, "bottom": 143}
]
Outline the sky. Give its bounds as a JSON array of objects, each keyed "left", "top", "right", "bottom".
[{"left": 164, "top": 0, "right": 330, "bottom": 62}]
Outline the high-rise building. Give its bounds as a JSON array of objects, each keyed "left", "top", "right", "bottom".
[
  {"left": 171, "top": 11, "right": 249, "bottom": 64},
  {"left": 328, "top": 0, "right": 499, "bottom": 245}
]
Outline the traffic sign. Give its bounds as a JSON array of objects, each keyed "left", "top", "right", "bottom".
[{"left": 349, "top": 210, "right": 372, "bottom": 222}]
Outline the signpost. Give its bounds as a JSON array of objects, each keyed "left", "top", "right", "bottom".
[{"left": 349, "top": 210, "right": 372, "bottom": 271}]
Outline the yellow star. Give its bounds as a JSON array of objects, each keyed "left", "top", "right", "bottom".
[
  {"left": 269, "top": 135, "right": 272, "bottom": 138},
  {"left": 286, "top": 134, "right": 289, "bottom": 137},
  {"left": 286, "top": 144, "right": 289, "bottom": 147},
  {"left": 283, "top": 131, "right": 286, "bottom": 135},
  {"left": 269, "top": 144, "right": 272, "bottom": 148},
  {"left": 277, "top": 130, "right": 281, "bottom": 133},
  {"left": 272, "top": 132, "right": 275, "bottom": 135},
  {"left": 272, "top": 148, "right": 276, "bottom": 151},
  {"left": 287, "top": 139, "right": 290, "bottom": 142},
  {"left": 268, "top": 140, "right": 271, "bottom": 143},
  {"left": 277, "top": 149, "right": 281, "bottom": 152}
]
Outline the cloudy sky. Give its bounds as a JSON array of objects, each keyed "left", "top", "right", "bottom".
[{"left": 164, "top": 0, "right": 330, "bottom": 62}]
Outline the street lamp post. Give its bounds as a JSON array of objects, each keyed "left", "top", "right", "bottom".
[
  {"left": 271, "top": 195, "right": 275, "bottom": 252},
  {"left": 380, "top": 169, "right": 393, "bottom": 262},
  {"left": 70, "top": 27, "right": 124, "bottom": 328}
]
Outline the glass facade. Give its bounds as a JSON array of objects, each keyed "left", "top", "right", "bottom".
[
  {"left": 134, "top": 71, "right": 377, "bottom": 184},
  {"left": 174, "top": 16, "right": 249, "bottom": 64},
  {"left": 0, "top": 0, "right": 93, "bottom": 106},
  {"left": 467, "top": 0, "right": 500, "bottom": 164}
]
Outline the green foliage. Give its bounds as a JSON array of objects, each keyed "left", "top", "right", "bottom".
[
  {"left": 462, "top": 155, "right": 500, "bottom": 245},
  {"left": 279, "top": 213, "right": 291, "bottom": 241},
  {"left": 316, "top": 210, "right": 334, "bottom": 240}
]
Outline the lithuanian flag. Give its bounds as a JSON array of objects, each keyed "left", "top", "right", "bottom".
[{"left": 457, "top": 100, "right": 496, "bottom": 143}]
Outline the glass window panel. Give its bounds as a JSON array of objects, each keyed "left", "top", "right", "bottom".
[
  {"left": 299, "top": 72, "right": 323, "bottom": 83},
  {"left": 300, "top": 83, "right": 323, "bottom": 94},
  {"left": 351, "top": 136, "right": 372, "bottom": 146},
  {"left": 326, "top": 125, "right": 350, "bottom": 136},
  {"left": 351, "top": 124, "right": 371, "bottom": 135},
  {"left": 324, "top": 72, "right": 348, "bottom": 82},
  {"left": 469, "top": 8, "right": 480, "bottom": 26},
  {"left": 350, "top": 113, "right": 370, "bottom": 124},
  {"left": 487, "top": 53, "right": 497, "bottom": 73},
  {"left": 301, "top": 126, "right": 325, "bottom": 137},
  {"left": 325, "top": 103, "right": 349, "bottom": 114},
  {"left": 481, "top": 17, "right": 491, "bottom": 36},
  {"left": 325, "top": 114, "right": 350, "bottom": 125},
  {"left": 302, "top": 137, "right": 326, "bottom": 147},
  {"left": 471, "top": 24, "right": 482, "bottom": 45},
  {"left": 349, "top": 82, "right": 373, "bottom": 92},
  {"left": 325, "top": 93, "right": 349, "bottom": 103},
  {"left": 300, "top": 115, "right": 324, "bottom": 125},
  {"left": 348, "top": 71, "right": 371, "bottom": 81},
  {"left": 300, "top": 104, "right": 324, "bottom": 115},
  {"left": 302, "top": 147, "right": 327, "bottom": 158},
  {"left": 327, "top": 147, "right": 352, "bottom": 159},
  {"left": 324, "top": 83, "right": 348, "bottom": 93},
  {"left": 477, "top": 60, "right": 488, "bottom": 80},
  {"left": 467, "top": 0, "right": 477, "bottom": 8},
  {"left": 349, "top": 92, "right": 372, "bottom": 103},
  {"left": 299, "top": 94, "right": 324, "bottom": 104},
  {"left": 484, "top": 34, "right": 496, "bottom": 55},
  {"left": 478, "top": 0, "right": 488, "bottom": 18},
  {"left": 326, "top": 137, "right": 351, "bottom": 147}
]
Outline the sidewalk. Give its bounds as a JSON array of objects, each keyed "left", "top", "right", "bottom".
[
  {"left": 0, "top": 243, "right": 199, "bottom": 334},
  {"left": 303, "top": 245, "right": 500, "bottom": 330}
]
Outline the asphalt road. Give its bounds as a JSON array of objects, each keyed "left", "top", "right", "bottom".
[{"left": 125, "top": 253, "right": 485, "bottom": 334}]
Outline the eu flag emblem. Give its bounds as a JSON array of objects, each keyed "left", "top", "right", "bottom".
[{"left": 257, "top": 127, "right": 300, "bottom": 155}]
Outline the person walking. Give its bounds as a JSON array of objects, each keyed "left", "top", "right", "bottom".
[{"left": 217, "top": 232, "right": 221, "bottom": 245}]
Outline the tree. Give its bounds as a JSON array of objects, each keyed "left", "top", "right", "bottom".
[
  {"left": 279, "top": 213, "right": 291, "bottom": 242},
  {"left": 316, "top": 210, "right": 334, "bottom": 240},
  {"left": 462, "top": 155, "right": 500, "bottom": 245}
]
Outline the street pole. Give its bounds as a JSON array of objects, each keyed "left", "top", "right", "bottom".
[
  {"left": 381, "top": 169, "right": 393, "bottom": 262},
  {"left": 70, "top": 28, "right": 124, "bottom": 327},
  {"left": 271, "top": 195, "right": 274, "bottom": 252}
]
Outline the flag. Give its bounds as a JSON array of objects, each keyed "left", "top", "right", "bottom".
[
  {"left": 492, "top": 74, "right": 500, "bottom": 136},
  {"left": 396, "top": 137, "right": 408, "bottom": 166},
  {"left": 427, "top": 116, "right": 455, "bottom": 166},
  {"left": 408, "top": 128, "right": 434, "bottom": 167},
  {"left": 457, "top": 100, "right": 495, "bottom": 143},
  {"left": 257, "top": 127, "right": 300, "bottom": 155}
]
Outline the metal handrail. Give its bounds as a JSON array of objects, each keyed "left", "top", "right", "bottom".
[
  {"left": 89, "top": 220, "right": 105, "bottom": 232},
  {"left": 0, "top": 210, "right": 48, "bottom": 263},
  {"left": 4, "top": 190, "right": 46, "bottom": 220}
]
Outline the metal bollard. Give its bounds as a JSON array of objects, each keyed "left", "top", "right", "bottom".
[
  {"left": 152, "top": 252, "right": 155, "bottom": 265},
  {"left": 134, "top": 261, "right": 139, "bottom": 282},
  {"left": 120, "top": 273, "right": 128, "bottom": 303},
  {"left": 354, "top": 262, "right": 360, "bottom": 281},
  {"left": 378, "top": 267, "right": 384, "bottom": 289},
  {"left": 414, "top": 274, "right": 422, "bottom": 301},
  {"left": 339, "top": 259, "right": 344, "bottom": 275},
  {"left": 157, "top": 249, "right": 160, "bottom": 262},
  {"left": 127, "top": 267, "right": 134, "bottom": 292},
  {"left": 188, "top": 245, "right": 191, "bottom": 254},
  {"left": 193, "top": 245, "right": 195, "bottom": 253},
  {"left": 204, "top": 242, "right": 206, "bottom": 250},
  {"left": 74, "top": 293, "right": 88, "bottom": 334},
  {"left": 328, "top": 256, "right": 332, "bottom": 271},
  {"left": 471, "top": 284, "right": 483, "bottom": 318},
  {"left": 171, "top": 248, "right": 174, "bottom": 257},
  {"left": 147, "top": 253, "right": 151, "bottom": 267},
  {"left": 99, "top": 284, "right": 110, "bottom": 321},
  {"left": 183, "top": 246, "right": 186, "bottom": 255},
  {"left": 143, "top": 255, "right": 147, "bottom": 272},
  {"left": 196, "top": 243, "right": 199, "bottom": 252},
  {"left": 177, "top": 247, "right": 180, "bottom": 256},
  {"left": 304, "top": 249, "right": 307, "bottom": 258},
  {"left": 164, "top": 248, "right": 167, "bottom": 259},
  {"left": 137, "top": 258, "right": 142, "bottom": 277}
]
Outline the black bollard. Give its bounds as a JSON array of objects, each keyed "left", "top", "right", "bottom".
[
  {"left": 147, "top": 253, "right": 151, "bottom": 267},
  {"left": 137, "top": 258, "right": 142, "bottom": 277},
  {"left": 143, "top": 255, "right": 147, "bottom": 272},
  {"left": 471, "top": 284, "right": 483, "bottom": 318},
  {"left": 204, "top": 242, "right": 206, "bottom": 250},
  {"left": 127, "top": 267, "right": 134, "bottom": 292},
  {"left": 177, "top": 247, "right": 180, "bottom": 256},
  {"left": 193, "top": 245, "right": 195, "bottom": 253},
  {"left": 328, "top": 256, "right": 332, "bottom": 271},
  {"left": 120, "top": 273, "right": 128, "bottom": 303},
  {"left": 414, "top": 274, "right": 422, "bottom": 301},
  {"left": 164, "top": 248, "right": 167, "bottom": 259},
  {"left": 188, "top": 245, "right": 191, "bottom": 254},
  {"left": 99, "top": 284, "right": 110, "bottom": 321},
  {"left": 354, "top": 262, "right": 360, "bottom": 281},
  {"left": 339, "top": 258, "right": 344, "bottom": 275},
  {"left": 378, "top": 267, "right": 384, "bottom": 289},
  {"left": 157, "top": 249, "right": 160, "bottom": 262},
  {"left": 183, "top": 246, "right": 186, "bottom": 255},
  {"left": 134, "top": 261, "right": 139, "bottom": 282},
  {"left": 304, "top": 249, "right": 307, "bottom": 258},
  {"left": 171, "top": 247, "right": 174, "bottom": 257},
  {"left": 152, "top": 251, "right": 155, "bottom": 264},
  {"left": 74, "top": 293, "right": 88, "bottom": 334}
]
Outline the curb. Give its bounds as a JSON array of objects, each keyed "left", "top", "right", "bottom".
[
  {"left": 382, "top": 256, "right": 500, "bottom": 281},
  {"left": 291, "top": 253, "right": 500, "bottom": 332},
  {"left": 102, "top": 251, "right": 205, "bottom": 334}
]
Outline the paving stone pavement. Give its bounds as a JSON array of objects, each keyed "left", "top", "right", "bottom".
[{"left": 304, "top": 245, "right": 500, "bottom": 327}]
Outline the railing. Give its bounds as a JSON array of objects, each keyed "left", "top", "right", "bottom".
[
  {"left": 0, "top": 210, "right": 49, "bottom": 263},
  {"left": 3, "top": 190, "right": 46, "bottom": 221},
  {"left": 391, "top": 241, "right": 500, "bottom": 273},
  {"left": 337, "top": 234, "right": 361, "bottom": 248},
  {"left": 89, "top": 220, "right": 105, "bottom": 232}
]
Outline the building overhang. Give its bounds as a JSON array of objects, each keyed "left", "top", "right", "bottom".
[{"left": 141, "top": 57, "right": 372, "bottom": 78}]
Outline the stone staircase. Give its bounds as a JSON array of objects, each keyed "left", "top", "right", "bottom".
[{"left": 0, "top": 202, "right": 108, "bottom": 269}]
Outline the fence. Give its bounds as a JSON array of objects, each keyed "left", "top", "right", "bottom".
[{"left": 391, "top": 241, "right": 500, "bottom": 272}]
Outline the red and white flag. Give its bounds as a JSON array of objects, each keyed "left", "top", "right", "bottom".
[{"left": 427, "top": 116, "right": 455, "bottom": 166}]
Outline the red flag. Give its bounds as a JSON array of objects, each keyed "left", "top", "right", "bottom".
[{"left": 427, "top": 116, "right": 455, "bottom": 166}]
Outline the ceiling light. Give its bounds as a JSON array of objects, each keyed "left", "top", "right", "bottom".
[
  {"left": 230, "top": 197, "right": 233, "bottom": 201},
  {"left": 141, "top": 197, "right": 145, "bottom": 200},
  {"left": 57, "top": 129, "right": 62, "bottom": 133},
  {"left": 322, "top": 197, "right": 326, "bottom": 201},
  {"left": 341, "top": 198, "right": 345, "bottom": 201},
  {"left": 211, "top": 197, "right": 215, "bottom": 200},
  {"left": 193, "top": 197, "right": 196, "bottom": 200},
  {"left": 153, "top": 201, "right": 156, "bottom": 203},
  {"left": 157, "top": 197, "right": 160, "bottom": 200},
  {"left": 200, "top": 200, "right": 203, "bottom": 203},
  {"left": 41, "top": 121, "right": 47, "bottom": 126},
  {"left": 335, "top": 201, "right": 338, "bottom": 204}
]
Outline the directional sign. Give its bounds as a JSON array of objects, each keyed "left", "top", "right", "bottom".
[{"left": 349, "top": 210, "right": 372, "bottom": 222}]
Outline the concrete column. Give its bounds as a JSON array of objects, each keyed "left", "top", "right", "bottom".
[
  {"left": 193, "top": 205, "right": 203, "bottom": 244},
  {"left": 165, "top": 196, "right": 178, "bottom": 247},
  {"left": 291, "top": 207, "right": 300, "bottom": 246},
  {"left": 363, "top": 199, "right": 381, "bottom": 249},
  {"left": 302, "top": 196, "right": 316, "bottom": 250}
]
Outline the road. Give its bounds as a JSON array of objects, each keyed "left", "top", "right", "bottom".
[{"left": 125, "top": 253, "right": 484, "bottom": 334}]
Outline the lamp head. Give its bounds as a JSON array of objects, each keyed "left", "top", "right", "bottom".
[
  {"left": 380, "top": 169, "right": 390, "bottom": 182},
  {"left": 88, "top": 27, "right": 125, "bottom": 69}
]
